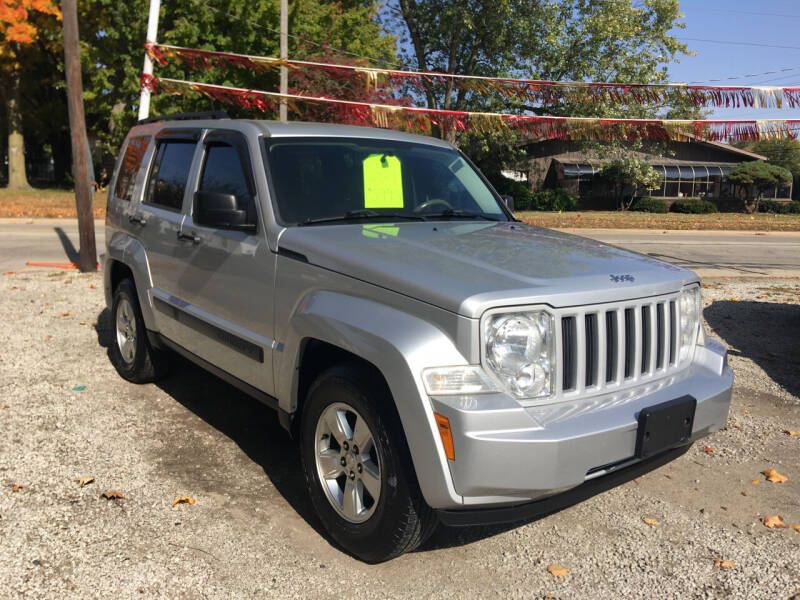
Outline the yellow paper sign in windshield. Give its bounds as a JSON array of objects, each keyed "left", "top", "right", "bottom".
[{"left": 363, "top": 154, "right": 403, "bottom": 209}]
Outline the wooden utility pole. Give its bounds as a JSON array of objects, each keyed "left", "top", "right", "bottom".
[
  {"left": 61, "top": 0, "right": 97, "bottom": 272},
  {"left": 279, "top": 0, "right": 288, "bottom": 121}
]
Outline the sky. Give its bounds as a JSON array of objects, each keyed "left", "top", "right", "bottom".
[{"left": 667, "top": 0, "right": 800, "bottom": 120}]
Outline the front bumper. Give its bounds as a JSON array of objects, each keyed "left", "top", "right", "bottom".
[{"left": 428, "top": 338, "right": 732, "bottom": 509}]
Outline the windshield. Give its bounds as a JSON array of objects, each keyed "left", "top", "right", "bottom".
[{"left": 262, "top": 137, "right": 509, "bottom": 225}]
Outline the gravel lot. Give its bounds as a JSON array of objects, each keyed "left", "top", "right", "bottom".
[{"left": 1, "top": 270, "right": 799, "bottom": 599}]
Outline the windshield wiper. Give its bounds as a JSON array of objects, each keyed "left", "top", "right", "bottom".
[
  {"left": 301, "top": 210, "right": 425, "bottom": 226},
  {"left": 421, "top": 209, "right": 501, "bottom": 221}
]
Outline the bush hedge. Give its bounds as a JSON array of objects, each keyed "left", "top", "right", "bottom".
[
  {"left": 529, "top": 188, "right": 578, "bottom": 211},
  {"left": 669, "top": 198, "right": 718, "bottom": 214},
  {"left": 759, "top": 199, "right": 800, "bottom": 214},
  {"left": 489, "top": 174, "right": 533, "bottom": 210},
  {"left": 630, "top": 197, "right": 669, "bottom": 213}
]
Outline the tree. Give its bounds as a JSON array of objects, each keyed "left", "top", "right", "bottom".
[
  {"left": 739, "top": 139, "right": 800, "bottom": 201},
  {"left": 386, "top": 0, "right": 690, "bottom": 123},
  {"left": 77, "top": 0, "right": 397, "bottom": 175},
  {"left": 725, "top": 160, "right": 792, "bottom": 213},
  {"left": 1, "top": 0, "right": 61, "bottom": 189},
  {"left": 599, "top": 154, "right": 662, "bottom": 210}
]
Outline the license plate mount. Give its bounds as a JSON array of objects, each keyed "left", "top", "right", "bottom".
[{"left": 635, "top": 395, "right": 697, "bottom": 459}]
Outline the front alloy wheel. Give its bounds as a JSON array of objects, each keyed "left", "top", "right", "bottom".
[
  {"left": 115, "top": 296, "right": 138, "bottom": 365},
  {"left": 300, "top": 363, "right": 437, "bottom": 562},
  {"left": 314, "top": 403, "right": 381, "bottom": 523}
]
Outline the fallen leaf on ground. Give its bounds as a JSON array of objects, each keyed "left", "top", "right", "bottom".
[
  {"left": 785, "top": 430, "right": 800, "bottom": 436},
  {"left": 642, "top": 517, "right": 660, "bottom": 526},
  {"left": 790, "top": 524, "right": 800, "bottom": 532},
  {"left": 172, "top": 496, "right": 196, "bottom": 507},
  {"left": 762, "top": 468, "right": 788, "bottom": 483},
  {"left": 79, "top": 321, "right": 86, "bottom": 325},
  {"left": 742, "top": 409, "right": 750, "bottom": 415},
  {"left": 731, "top": 296, "right": 739, "bottom": 301},
  {"left": 100, "top": 491, "right": 124, "bottom": 501},
  {"left": 75, "top": 477, "right": 94, "bottom": 488},
  {"left": 1, "top": 405, "right": 8, "bottom": 410},
  {"left": 547, "top": 563, "right": 568, "bottom": 577},
  {"left": 4, "top": 271, "right": 14, "bottom": 276},
  {"left": 11, "top": 485, "right": 25, "bottom": 492},
  {"left": 89, "top": 284, "right": 96, "bottom": 289},
  {"left": 714, "top": 559, "right": 736, "bottom": 569},
  {"left": 741, "top": 491, "right": 748, "bottom": 496},
  {"left": 703, "top": 446, "right": 714, "bottom": 453},
  {"left": 763, "top": 515, "right": 787, "bottom": 529},
  {"left": 751, "top": 479, "right": 760, "bottom": 485},
  {"left": 732, "top": 423, "right": 741, "bottom": 429},
  {"left": 61, "top": 312, "right": 70, "bottom": 317},
  {"left": 44, "top": 335, "right": 51, "bottom": 340}
]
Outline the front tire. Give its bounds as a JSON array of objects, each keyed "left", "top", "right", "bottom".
[
  {"left": 109, "top": 278, "right": 168, "bottom": 383},
  {"left": 300, "top": 363, "right": 437, "bottom": 562}
]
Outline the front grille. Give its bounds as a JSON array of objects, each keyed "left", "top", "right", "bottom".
[{"left": 557, "top": 294, "right": 680, "bottom": 396}]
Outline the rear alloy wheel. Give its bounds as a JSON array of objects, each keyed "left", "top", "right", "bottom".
[
  {"left": 109, "top": 278, "right": 168, "bottom": 383},
  {"left": 300, "top": 363, "right": 437, "bottom": 562}
]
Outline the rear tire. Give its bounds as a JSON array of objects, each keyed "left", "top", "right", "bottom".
[
  {"left": 109, "top": 278, "right": 169, "bottom": 383},
  {"left": 300, "top": 363, "right": 437, "bottom": 562}
]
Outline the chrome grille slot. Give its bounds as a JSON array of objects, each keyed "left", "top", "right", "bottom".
[
  {"left": 641, "top": 305, "right": 651, "bottom": 375},
  {"left": 561, "top": 316, "right": 577, "bottom": 391},
  {"left": 554, "top": 292, "right": 682, "bottom": 402}
]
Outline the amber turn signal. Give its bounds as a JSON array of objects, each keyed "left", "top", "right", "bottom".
[{"left": 434, "top": 412, "right": 455, "bottom": 461}]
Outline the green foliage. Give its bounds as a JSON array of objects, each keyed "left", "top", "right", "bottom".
[
  {"left": 726, "top": 160, "right": 792, "bottom": 188},
  {"left": 76, "top": 0, "right": 396, "bottom": 170},
  {"left": 669, "top": 198, "right": 718, "bottom": 214},
  {"left": 386, "top": 0, "right": 691, "bottom": 120},
  {"left": 598, "top": 155, "right": 662, "bottom": 209},
  {"left": 489, "top": 174, "right": 533, "bottom": 210},
  {"left": 529, "top": 189, "right": 578, "bottom": 212},
  {"left": 759, "top": 199, "right": 800, "bottom": 214},
  {"left": 630, "top": 197, "right": 668, "bottom": 213}
]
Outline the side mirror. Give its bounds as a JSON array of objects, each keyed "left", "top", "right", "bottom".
[
  {"left": 502, "top": 195, "right": 515, "bottom": 212},
  {"left": 195, "top": 191, "right": 254, "bottom": 231}
]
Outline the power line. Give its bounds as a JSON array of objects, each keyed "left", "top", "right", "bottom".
[
  {"left": 679, "top": 37, "right": 800, "bottom": 52},
  {"left": 690, "top": 65, "right": 800, "bottom": 84}
]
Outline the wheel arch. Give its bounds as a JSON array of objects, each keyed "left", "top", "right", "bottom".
[{"left": 277, "top": 291, "right": 466, "bottom": 508}]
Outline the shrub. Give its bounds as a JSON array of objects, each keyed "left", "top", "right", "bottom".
[
  {"left": 489, "top": 174, "right": 533, "bottom": 211},
  {"left": 669, "top": 198, "right": 718, "bottom": 214},
  {"left": 758, "top": 199, "right": 784, "bottom": 214},
  {"left": 783, "top": 201, "right": 800, "bottom": 214},
  {"left": 630, "top": 197, "right": 669, "bottom": 213},
  {"left": 530, "top": 188, "right": 578, "bottom": 212}
]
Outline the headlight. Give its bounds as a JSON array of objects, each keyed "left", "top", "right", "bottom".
[
  {"left": 483, "top": 310, "right": 555, "bottom": 399},
  {"left": 678, "top": 285, "right": 701, "bottom": 363}
]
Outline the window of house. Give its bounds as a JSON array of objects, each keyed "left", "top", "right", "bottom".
[
  {"left": 144, "top": 141, "right": 197, "bottom": 211},
  {"left": 114, "top": 136, "right": 151, "bottom": 201}
]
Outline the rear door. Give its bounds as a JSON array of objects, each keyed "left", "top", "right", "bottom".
[
  {"left": 132, "top": 129, "right": 201, "bottom": 341},
  {"left": 168, "top": 130, "right": 276, "bottom": 394}
]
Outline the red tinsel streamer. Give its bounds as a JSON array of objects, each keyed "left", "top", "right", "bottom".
[
  {"left": 146, "top": 43, "right": 800, "bottom": 111},
  {"left": 143, "top": 76, "right": 800, "bottom": 142}
]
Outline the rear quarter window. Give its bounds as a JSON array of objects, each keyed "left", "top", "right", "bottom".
[{"left": 113, "top": 136, "right": 151, "bottom": 201}]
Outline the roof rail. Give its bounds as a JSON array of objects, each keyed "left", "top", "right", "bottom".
[{"left": 137, "top": 111, "right": 230, "bottom": 125}]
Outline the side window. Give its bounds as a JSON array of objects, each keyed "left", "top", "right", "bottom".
[
  {"left": 144, "top": 141, "right": 196, "bottom": 211},
  {"left": 114, "top": 136, "right": 151, "bottom": 201},
  {"left": 198, "top": 143, "right": 255, "bottom": 223}
]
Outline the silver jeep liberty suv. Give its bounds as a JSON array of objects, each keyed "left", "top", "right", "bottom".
[{"left": 104, "top": 113, "right": 732, "bottom": 562}]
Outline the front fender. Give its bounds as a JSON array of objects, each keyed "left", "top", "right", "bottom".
[
  {"left": 104, "top": 230, "right": 157, "bottom": 331},
  {"left": 277, "top": 291, "right": 466, "bottom": 508}
]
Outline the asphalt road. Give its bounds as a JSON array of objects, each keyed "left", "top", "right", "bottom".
[{"left": 0, "top": 218, "right": 798, "bottom": 277}]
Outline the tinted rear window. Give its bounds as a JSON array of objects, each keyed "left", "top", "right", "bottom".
[
  {"left": 145, "top": 141, "right": 196, "bottom": 211},
  {"left": 114, "top": 136, "right": 151, "bottom": 201}
]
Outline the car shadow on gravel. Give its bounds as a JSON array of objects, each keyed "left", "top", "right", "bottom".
[
  {"left": 704, "top": 300, "right": 800, "bottom": 398},
  {"left": 94, "top": 307, "right": 682, "bottom": 556}
]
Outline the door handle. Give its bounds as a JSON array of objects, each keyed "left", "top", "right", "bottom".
[
  {"left": 128, "top": 214, "right": 147, "bottom": 226},
  {"left": 177, "top": 230, "right": 201, "bottom": 244}
]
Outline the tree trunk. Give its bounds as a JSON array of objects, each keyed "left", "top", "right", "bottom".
[{"left": 6, "top": 69, "right": 31, "bottom": 190}]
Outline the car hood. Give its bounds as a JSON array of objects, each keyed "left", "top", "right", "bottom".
[{"left": 278, "top": 221, "right": 697, "bottom": 317}]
